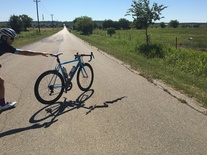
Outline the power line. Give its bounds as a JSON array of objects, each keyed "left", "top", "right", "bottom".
[
  {"left": 39, "top": 2, "right": 51, "bottom": 18},
  {"left": 39, "top": 2, "right": 58, "bottom": 21}
]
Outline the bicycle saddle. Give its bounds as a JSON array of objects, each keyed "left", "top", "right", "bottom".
[{"left": 50, "top": 53, "right": 63, "bottom": 57}]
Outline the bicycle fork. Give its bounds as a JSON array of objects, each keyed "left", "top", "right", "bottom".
[{"left": 80, "top": 65, "right": 88, "bottom": 78}]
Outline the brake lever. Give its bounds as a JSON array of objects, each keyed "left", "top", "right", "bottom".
[
  {"left": 91, "top": 52, "right": 95, "bottom": 59},
  {"left": 74, "top": 52, "right": 79, "bottom": 59},
  {"left": 88, "top": 52, "right": 94, "bottom": 62}
]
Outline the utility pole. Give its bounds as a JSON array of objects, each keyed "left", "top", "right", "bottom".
[
  {"left": 34, "top": 0, "right": 40, "bottom": 33},
  {"left": 51, "top": 14, "right": 54, "bottom": 30}
]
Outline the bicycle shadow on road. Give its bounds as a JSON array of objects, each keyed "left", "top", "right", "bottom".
[
  {"left": 0, "top": 90, "right": 126, "bottom": 138},
  {"left": 29, "top": 89, "right": 95, "bottom": 128},
  {"left": 29, "top": 89, "right": 126, "bottom": 128},
  {"left": 0, "top": 90, "right": 94, "bottom": 138}
]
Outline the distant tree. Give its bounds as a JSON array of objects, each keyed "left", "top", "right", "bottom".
[
  {"left": 107, "top": 27, "right": 116, "bottom": 37},
  {"left": 19, "top": 14, "right": 33, "bottom": 31},
  {"left": 73, "top": 16, "right": 94, "bottom": 34},
  {"left": 160, "top": 22, "right": 166, "bottom": 28},
  {"left": 119, "top": 18, "right": 130, "bottom": 29},
  {"left": 72, "top": 18, "right": 78, "bottom": 30},
  {"left": 126, "top": 0, "right": 167, "bottom": 45},
  {"left": 114, "top": 21, "right": 121, "bottom": 30},
  {"left": 133, "top": 18, "right": 144, "bottom": 29},
  {"left": 102, "top": 20, "right": 114, "bottom": 29},
  {"left": 8, "top": 15, "right": 22, "bottom": 33},
  {"left": 193, "top": 24, "right": 200, "bottom": 28},
  {"left": 102, "top": 19, "right": 130, "bottom": 30},
  {"left": 169, "top": 20, "right": 179, "bottom": 28},
  {"left": 93, "top": 21, "right": 98, "bottom": 29}
]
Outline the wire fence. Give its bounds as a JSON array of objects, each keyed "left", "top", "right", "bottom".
[{"left": 93, "top": 28, "right": 207, "bottom": 52}]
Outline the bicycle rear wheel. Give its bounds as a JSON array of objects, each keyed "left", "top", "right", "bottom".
[
  {"left": 77, "top": 63, "right": 94, "bottom": 91},
  {"left": 34, "top": 70, "right": 64, "bottom": 104}
]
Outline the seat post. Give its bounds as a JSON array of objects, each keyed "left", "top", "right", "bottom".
[{"left": 56, "top": 56, "right": 60, "bottom": 63}]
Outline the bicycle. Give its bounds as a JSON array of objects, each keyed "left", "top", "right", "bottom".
[{"left": 34, "top": 52, "right": 94, "bottom": 104}]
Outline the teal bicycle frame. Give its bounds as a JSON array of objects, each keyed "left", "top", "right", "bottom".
[{"left": 51, "top": 52, "right": 94, "bottom": 90}]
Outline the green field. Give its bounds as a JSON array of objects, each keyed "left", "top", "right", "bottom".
[
  {"left": 12, "top": 28, "right": 61, "bottom": 48},
  {"left": 73, "top": 28, "right": 207, "bottom": 107},
  {"left": 93, "top": 28, "right": 207, "bottom": 51}
]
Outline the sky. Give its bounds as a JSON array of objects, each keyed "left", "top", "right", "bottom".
[{"left": 0, "top": 0, "right": 207, "bottom": 23}]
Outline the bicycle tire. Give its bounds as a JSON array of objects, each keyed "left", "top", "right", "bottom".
[
  {"left": 77, "top": 63, "right": 94, "bottom": 91},
  {"left": 34, "top": 70, "right": 64, "bottom": 104}
]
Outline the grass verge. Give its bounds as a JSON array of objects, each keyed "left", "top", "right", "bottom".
[
  {"left": 73, "top": 29, "right": 207, "bottom": 107},
  {"left": 13, "top": 28, "right": 61, "bottom": 48}
]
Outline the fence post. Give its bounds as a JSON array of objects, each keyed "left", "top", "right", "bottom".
[{"left": 176, "top": 37, "right": 178, "bottom": 49}]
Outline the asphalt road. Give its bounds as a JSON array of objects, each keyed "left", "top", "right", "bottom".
[{"left": 0, "top": 27, "right": 207, "bottom": 155}]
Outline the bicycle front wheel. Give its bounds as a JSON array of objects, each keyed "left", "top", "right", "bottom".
[
  {"left": 34, "top": 70, "right": 64, "bottom": 104},
  {"left": 77, "top": 63, "right": 94, "bottom": 91}
]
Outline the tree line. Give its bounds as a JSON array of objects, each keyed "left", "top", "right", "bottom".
[{"left": 4, "top": 14, "right": 180, "bottom": 33}]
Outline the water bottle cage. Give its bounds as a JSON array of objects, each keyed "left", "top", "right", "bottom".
[
  {"left": 69, "top": 66, "right": 76, "bottom": 78},
  {"left": 62, "top": 67, "right": 68, "bottom": 78}
]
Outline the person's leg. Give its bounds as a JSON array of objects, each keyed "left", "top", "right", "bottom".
[
  {"left": 0, "top": 76, "right": 5, "bottom": 106},
  {"left": 0, "top": 76, "right": 16, "bottom": 110}
]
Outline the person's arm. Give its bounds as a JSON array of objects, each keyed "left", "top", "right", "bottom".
[{"left": 17, "top": 50, "right": 51, "bottom": 57}]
